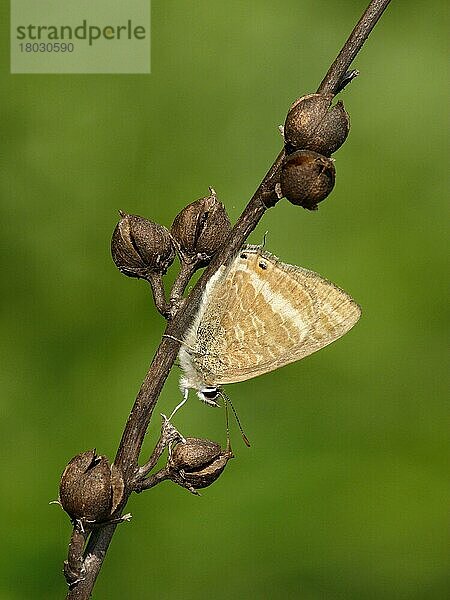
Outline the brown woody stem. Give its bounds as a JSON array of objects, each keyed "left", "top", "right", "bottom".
[
  {"left": 146, "top": 272, "right": 170, "bottom": 317},
  {"left": 169, "top": 260, "right": 198, "bottom": 307},
  {"left": 317, "top": 0, "right": 392, "bottom": 96},
  {"left": 132, "top": 416, "right": 185, "bottom": 483},
  {"left": 134, "top": 467, "right": 171, "bottom": 493},
  {"left": 64, "top": 526, "right": 88, "bottom": 586}
]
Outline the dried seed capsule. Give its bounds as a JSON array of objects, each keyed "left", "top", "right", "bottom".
[
  {"left": 59, "top": 450, "right": 112, "bottom": 522},
  {"left": 284, "top": 93, "right": 350, "bottom": 157},
  {"left": 280, "top": 149, "right": 335, "bottom": 211},
  {"left": 168, "top": 437, "right": 233, "bottom": 491},
  {"left": 111, "top": 212, "right": 175, "bottom": 278},
  {"left": 59, "top": 450, "right": 124, "bottom": 523},
  {"left": 171, "top": 188, "right": 232, "bottom": 266}
]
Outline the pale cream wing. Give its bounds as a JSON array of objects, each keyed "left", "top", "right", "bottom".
[{"left": 195, "top": 246, "right": 361, "bottom": 385}]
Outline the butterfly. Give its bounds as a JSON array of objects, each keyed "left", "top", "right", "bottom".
[{"left": 175, "top": 244, "right": 361, "bottom": 409}]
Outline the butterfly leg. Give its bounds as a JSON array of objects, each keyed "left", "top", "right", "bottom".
[
  {"left": 164, "top": 389, "right": 190, "bottom": 458},
  {"left": 167, "top": 387, "right": 189, "bottom": 421}
]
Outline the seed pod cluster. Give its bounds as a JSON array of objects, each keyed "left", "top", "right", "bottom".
[
  {"left": 281, "top": 92, "right": 350, "bottom": 210},
  {"left": 110, "top": 188, "right": 231, "bottom": 317}
]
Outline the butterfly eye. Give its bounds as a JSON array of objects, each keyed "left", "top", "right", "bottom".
[
  {"left": 200, "top": 387, "right": 220, "bottom": 406},
  {"left": 202, "top": 388, "right": 219, "bottom": 400},
  {"left": 240, "top": 253, "right": 248, "bottom": 259},
  {"left": 259, "top": 262, "right": 267, "bottom": 270}
]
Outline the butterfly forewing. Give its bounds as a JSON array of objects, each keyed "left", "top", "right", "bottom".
[{"left": 193, "top": 246, "right": 361, "bottom": 385}]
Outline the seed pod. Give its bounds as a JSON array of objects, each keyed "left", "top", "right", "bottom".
[
  {"left": 171, "top": 189, "right": 232, "bottom": 266},
  {"left": 280, "top": 149, "right": 335, "bottom": 211},
  {"left": 59, "top": 450, "right": 124, "bottom": 523},
  {"left": 168, "top": 437, "right": 233, "bottom": 491},
  {"left": 284, "top": 93, "right": 350, "bottom": 157},
  {"left": 111, "top": 212, "right": 175, "bottom": 278}
]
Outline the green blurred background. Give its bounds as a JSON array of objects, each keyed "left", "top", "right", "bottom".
[{"left": 1, "top": 1, "right": 448, "bottom": 598}]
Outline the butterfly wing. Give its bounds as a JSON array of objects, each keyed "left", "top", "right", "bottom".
[{"left": 192, "top": 246, "right": 361, "bottom": 386}]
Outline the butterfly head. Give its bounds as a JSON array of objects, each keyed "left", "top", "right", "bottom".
[{"left": 179, "top": 372, "right": 221, "bottom": 407}]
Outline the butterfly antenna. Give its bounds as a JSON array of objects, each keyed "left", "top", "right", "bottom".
[
  {"left": 262, "top": 231, "right": 269, "bottom": 248},
  {"left": 220, "top": 391, "right": 251, "bottom": 447},
  {"left": 223, "top": 394, "right": 232, "bottom": 453}
]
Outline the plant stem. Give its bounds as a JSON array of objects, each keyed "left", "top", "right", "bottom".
[
  {"left": 317, "top": 0, "right": 392, "bottom": 95},
  {"left": 65, "top": 1, "right": 391, "bottom": 597}
]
